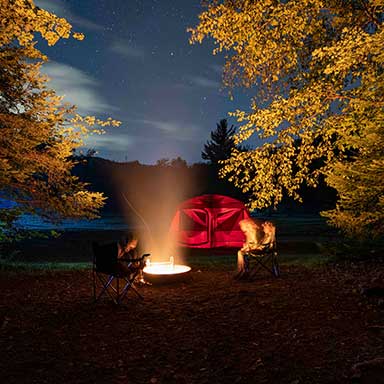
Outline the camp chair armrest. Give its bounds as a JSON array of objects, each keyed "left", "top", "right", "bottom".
[
  {"left": 120, "top": 253, "right": 151, "bottom": 263},
  {"left": 248, "top": 243, "right": 273, "bottom": 252}
]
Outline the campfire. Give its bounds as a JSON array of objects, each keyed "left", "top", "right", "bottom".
[{"left": 143, "top": 257, "right": 191, "bottom": 284}]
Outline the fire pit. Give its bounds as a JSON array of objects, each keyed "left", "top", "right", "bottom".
[{"left": 143, "top": 257, "right": 191, "bottom": 284}]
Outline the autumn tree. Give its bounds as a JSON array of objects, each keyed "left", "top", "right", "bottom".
[
  {"left": 0, "top": 0, "right": 120, "bottom": 238},
  {"left": 202, "top": 118, "right": 236, "bottom": 164},
  {"left": 189, "top": 0, "right": 384, "bottom": 239}
]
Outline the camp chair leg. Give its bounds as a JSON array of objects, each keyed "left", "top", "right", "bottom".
[
  {"left": 119, "top": 270, "right": 143, "bottom": 301},
  {"left": 92, "top": 242, "right": 149, "bottom": 304},
  {"left": 248, "top": 266, "right": 258, "bottom": 279},
  {"left": 117, "top": 284, "right": 139, "bottom": 303},
  {"left": 248, "top": 261, "right": 267, "bottom": 279},
  {"left": 263, "top": 258, "right": 276, "bottom": 275},
  {"left": 272, "top": 264, "right": 280, "bottom": 277},
  {"left": 245, "top": 253, "right": 280, "bottom": 279},
  {"left": 257, "top": 257, "right": 275, "bottom": 275},
  {"left": 94, "top": 273, "right": 144, "bottom": 304},
  {"left": 95, "top": 275, "right": 115, "bottom": 303},
  {"left": 272, "top": 258, "right": 280, "bottom": 277},
  {"left": 129, "top": 284, "right": 144, "bottom": 300},
  {"left": 117, "top": 279, "right": 133, "bottom": 303},
  {"left": 115, "top": 274, "right": 144, "bottom": 303},
  {"left": 117, "top": 281, "right": 129, "bottom": 304},
  {"left": 92, "top": 268, "right": 97, "bottom": 301}
]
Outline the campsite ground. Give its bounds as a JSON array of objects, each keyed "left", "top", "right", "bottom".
[
  {"left": 1, "top": 257, "right": 384, "bottom": 384},
  {"left": 1, "top": 216, "right": 383, "bottom": 383}
]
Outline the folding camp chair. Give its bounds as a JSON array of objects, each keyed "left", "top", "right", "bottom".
[
  {"left": 92, "top": 242, "right": 149, "bottom": 304},
  {"left": 244, "top": 234, "right": 280, "bottom": 279}
]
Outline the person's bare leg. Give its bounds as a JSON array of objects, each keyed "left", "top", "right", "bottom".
[
  {"left": 235, "top": 250, "right": 246, "bottom": 279},
  {"left": 237, "top": 250, "right": 245, "bottom": 271}
]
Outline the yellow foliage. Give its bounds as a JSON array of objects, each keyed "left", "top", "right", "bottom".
[
  {"left": 190, "top": 0, "right": 384, "bottom": 238},
  {"left": 0, "top": 0, "right": 121, "bottom": 228}
]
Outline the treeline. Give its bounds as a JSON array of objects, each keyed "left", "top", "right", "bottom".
[{"left": 73, "top": 157, "right": 336, "bottom": 218}]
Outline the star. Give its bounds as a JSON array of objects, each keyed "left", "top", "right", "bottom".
[{"left": 40, "top": 0, "right": 234, "bottom": 164}]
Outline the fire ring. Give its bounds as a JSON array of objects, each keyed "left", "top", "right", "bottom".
[{"left": 143, "top": 261, "right": 191, "bottom": 284}]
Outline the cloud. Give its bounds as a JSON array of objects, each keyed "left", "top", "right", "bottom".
[
  {"left": 110, "top": 40, "right": 145, "bottom": 59},
  {"left": 133, "top": 118, "right": 202, "bottom": 141},
  {"left": 83, "top": 117, "right": 202, "bottom": 157},
  {"left": 139, "top": 119, "right": 180, "bottom": 133},
  {"left": 172, "top": 74, "right": 221, "bottom": 92},
  {"left": 42, "top": 61, "right": 116, "bottom": 115},
  {"left": 35, "top": 0, "right": 103, "bottom": 31},
  {"left": 187, "top": 75, "right": 220, "bottom": 89},
  {"left": 86, "top": 133, "right": 133, "bottom": 151},
  {"left": 211, "top": 64, "right": 223, "bottom": 74}
]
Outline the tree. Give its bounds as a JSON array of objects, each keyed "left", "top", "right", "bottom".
[
  {"left": 322, "top": 112, "right": 384, "bottom": 238},
  {"left": 170, "top": 157, "right": 188, "bottom": 168},
  {"left": 202, "top": 119, "right": 236, "bottom": 164},
  {"left": 155, "top": 157, "right": 188, "bottom": 168},
  {"left": 189, "top": 0, "right": 384, "bottom": 239},
  {"left": 0, "top": 0, "right": 120, "bottom": 237}
]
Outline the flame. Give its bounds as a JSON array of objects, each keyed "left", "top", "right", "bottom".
[{"left": 143, "top": 257, "right": 191, "bottom": 276}]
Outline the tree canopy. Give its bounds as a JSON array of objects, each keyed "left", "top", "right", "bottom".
[
  {"left": 202, "top": 119, "right": 236, "bottom": 164},
  {"left": 189, "top": 0, "right": 384, "bottom": 238},
  {"left": 0, "top": 0, "right": 120, "bottom": 236}
]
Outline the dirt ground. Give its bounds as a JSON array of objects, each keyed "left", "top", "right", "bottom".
[{"left": 1, "top": 262, "right": 384, "bottom": 384}]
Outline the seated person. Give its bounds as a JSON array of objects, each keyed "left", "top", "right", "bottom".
[
  {"left": 236, "top": 220, "right": 276, "bottom": 279},
  {"left": 236, "top": 218, "right": 263, "bottom": 278},
  {"left": 116, "top": 233, "right": 142, "bottom": 277},
  {"left": 249, "top": 221, "right": 276, "bottom": 254}
]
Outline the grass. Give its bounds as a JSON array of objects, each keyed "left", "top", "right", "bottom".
[
  {"left": 184, "top": 252, "right": 330, "bottom": 271},
  {"left": 0, "top": 260, "right": 91, "bottom": 272},
  {"left": 279, "top": 253, "right": 331, "bottom": 267},
  {"left": 0, "top": 243, "right": 332, "bottom": 273},
  {"left": 0, "top": 253, "right": 329, "bottom": 273}
]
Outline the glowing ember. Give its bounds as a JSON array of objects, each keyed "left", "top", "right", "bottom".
[
  {"left": 143, "top": 263, "right": 191, "bottom": 275},
  {"left": 143, "top": 257, "right": 191, "bottom": 276}
]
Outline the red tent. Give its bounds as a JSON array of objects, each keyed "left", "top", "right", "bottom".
[{"left": 169, "top": 194, "right": 251, "bottom": 248}]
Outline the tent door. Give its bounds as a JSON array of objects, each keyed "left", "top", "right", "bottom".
[
  {"left": 212, "top": 208, "right": 245, "bottom": 247},
  {"left": 179, "top": 208, "right": 210, "bottom": 246}
]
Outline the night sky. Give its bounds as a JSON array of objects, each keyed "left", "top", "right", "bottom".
[{"left": 34, "top": 0, "right": 251, "bottom": 164}]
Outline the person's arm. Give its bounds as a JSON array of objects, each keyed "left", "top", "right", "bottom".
[
  {"left": 256, "top": 233, "right": 273, "bottom": 250},
  {"left": 117, "top": 243, "right": 125, "bottom": 258},
  {"left": 120, "top": 252, "right": 149, "bottom": 266},
  {"left": 241, "top": 240, "right": 258, "bottom": 252}
]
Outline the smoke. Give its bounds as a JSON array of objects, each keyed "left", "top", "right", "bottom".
[{"left": 114, "top": 163, "right": 197, "bottom": 264}]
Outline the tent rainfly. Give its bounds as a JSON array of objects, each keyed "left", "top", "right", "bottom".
[{"left": 169, "top": 194, "right": 251, "bottom": 248}]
